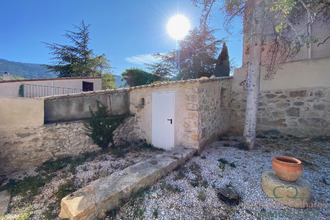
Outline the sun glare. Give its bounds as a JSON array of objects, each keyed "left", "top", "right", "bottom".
[{"left": 167, "top": 15, "right": 190, "bottom": 40}]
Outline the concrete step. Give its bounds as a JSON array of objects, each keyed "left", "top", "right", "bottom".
[{"left": 59, "top": 147, "right": 197, "bottom": 220}]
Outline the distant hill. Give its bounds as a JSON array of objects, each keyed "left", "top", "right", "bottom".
[
  {"left": 0, "top": 58, "right": 126, "bottom": 87},
  {"left": 0, "top": 59, "right": 57, "bottom": 79},
  {"left": 114, "top": 75, "right": 125, "bottom": 87}
]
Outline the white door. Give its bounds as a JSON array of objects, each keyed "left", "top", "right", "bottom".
[{"left": 152, "top": 91, "right": 175, "bottom": 150}]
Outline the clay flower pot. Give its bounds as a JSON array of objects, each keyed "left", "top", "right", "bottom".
[{"left": 272, "top": 156, "right": 303, "bottom": 182}]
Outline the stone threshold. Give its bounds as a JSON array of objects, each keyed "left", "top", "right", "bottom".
[{"left": 59, "top": 147, "right": 197, "bottom": 220}]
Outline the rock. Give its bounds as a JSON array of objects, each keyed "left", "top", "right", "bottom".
[
  {"left": 0, "top": 190, "right": 11, "bottom": 216},
  {"left": 216, "top": 188, "right": 240, "bottom": 206},
  {"left": 262, "top": 171, "right": 311, "bottom": 208}
]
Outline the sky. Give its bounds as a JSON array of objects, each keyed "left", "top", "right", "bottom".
[{"left": 0, "top": 0, "right": 243, "bottom": 76}]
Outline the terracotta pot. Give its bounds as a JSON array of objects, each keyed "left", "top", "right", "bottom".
[{"left": 272, "top": 156, "right": 303, "bottom": 182}]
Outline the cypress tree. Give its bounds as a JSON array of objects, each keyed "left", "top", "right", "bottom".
[{"left": 215, "top": 42, "right": 230, "bottom": 77}]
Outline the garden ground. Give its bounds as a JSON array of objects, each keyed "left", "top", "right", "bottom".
[{"left": 0, "top": 133, "right": 329, "bottom": 220}]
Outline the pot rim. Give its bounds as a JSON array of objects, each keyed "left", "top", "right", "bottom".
[{"left": 273, "top": 156, "right": 302, "bottom": 166}]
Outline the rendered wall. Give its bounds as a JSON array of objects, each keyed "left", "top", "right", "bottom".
[
  {"left": 231, "top": 57, "right": 330, "bottom": 137},
  {"left": 44, "top": 89, "right": 130, "bottom": 123},
  {"left": 0, "top": 77, "right": 102, "bottom": 97},
  {"left": 0, "top": 97, "right": 44, "bottom": 131}
]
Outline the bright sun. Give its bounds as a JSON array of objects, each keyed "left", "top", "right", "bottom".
[{"left": 167, "top": 15, "right": 190, "bottom": 40}]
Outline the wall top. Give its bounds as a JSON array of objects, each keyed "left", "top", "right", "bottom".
[
  {"left": 0, "top": 76, "right": 102, "bottom": 84},
  {"left": 43, "top": 76, "right": 233, "bottom": 101}
]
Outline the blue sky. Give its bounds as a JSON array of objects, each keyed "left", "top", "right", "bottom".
[{"left": 0, "top": 0, "right": 243, "bottom": 76}]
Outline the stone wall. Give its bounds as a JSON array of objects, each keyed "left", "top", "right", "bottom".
[
  {"left": 198, "top": 78, "right": 232, "bottom": 149},
  {"left": 44, "top": 89, "right": 130, "bottom": 123},
  {"left": 232, "top": 58, "right": 330, "bottom": 137},
  {"left": 230, "top": 87, "right": 330, "bottom": 137},
  {"left": 0, "top": 122, "right": 100, "bottom": 175}
]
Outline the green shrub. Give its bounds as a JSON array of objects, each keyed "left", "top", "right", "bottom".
[{"left": 84, "top": 100, "right": 127, "bottom": 150}]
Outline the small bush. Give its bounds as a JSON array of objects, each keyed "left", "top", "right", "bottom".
[
  {"left": 197, "top": 190, "right": 206, "bottom": 202},
  {"left": 84, "top": 100, "right": 127, "bottom": 150}
]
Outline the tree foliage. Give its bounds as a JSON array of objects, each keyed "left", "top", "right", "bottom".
[
  {"left": 215, "top": 43, "right": 230, "bottom": 77},
  {"left": 148, "top": 27, "right": 223, "bottom": 80},
  {"left": 44, "top": 20, "right": 113, "bottom": 79},
  {"left": 121, "top": 68, "right": 161, "bottom": 87},
  {"left": 102, "top": 73, "right": 116, "bottom": 89}
]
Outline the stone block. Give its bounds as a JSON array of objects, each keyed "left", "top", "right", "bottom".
[
  {"left": 262, "top": 171, "right": 311, "bottom": 208},
  {"left": 313, "top": 104, "right": 325, "bottom": 110},
  {"left": 59, "top": 147, "right": 197, "bottom": 219},
  {"left": 286, "top": 107, "right": 300, "bottom": 117},
  {"left": 289, "top": 90, "right": 307, "bottom": 98},
  {"left": 187, "top": 103, "right": 198, "bottom": 111}
]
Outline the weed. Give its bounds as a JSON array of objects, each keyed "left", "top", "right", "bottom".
[
  {"left": 55, "top": 179, "right": 76, "bottom": 204},
  {"left": 202, "top": 180, "right": 209, "bottom": 188},
  {"left": 174, "top": 170, "right": 186, "bottom": 181},
  {"left": 137, "top": 140, "right": 164, "bottom": 152},
  {"left": 105, "top": 208, "right": 119, "bottom": 219},
  {"left": 229, "top": 162, "right": 236, "bottom": 168},
  {"left": 41, "top": 203, "right": 57, "bottom": 220},
  {"left": 256, "top": 134, "right": 266, "bottom": 138},
  {"left": 128, "top": 188, "right": 148, "bottom": 219},
  {"left": 197, "top": 190, "right": 206, "bottom": 202},
  {"left": 153, "top": 208, "right": 159, "bottom": 218},
  {"left": 218, "top": 163, "right": 225, "bottom": 171},
  {"left": 236, "top": 142, "right": 249, "bottom": 150},
  {"left": 223, "top": 143, "right": 230, "bottom": 147},
  {"left": 163, "top": 183, "right": 183, "bottom": 193},
  {"left": 218, "top": 158, "right": 229, "bottom": 165},
  {"left": 189, "top": 162, "right": 201, "bottom": 176},
  {"left": 1, "top": 205, "right": 34, "bottom": 220},
  {"left": 36, "top": 156, "right": 72, "bottom": 173},
  {"left": 110, "top": 145, "right": 129, "bottom": 158},
  {"left": 225, "top": 182, "right": 232, "bottom": 188},
  {"left": 200, "top": 155, "right": 206, "bottom": 159},
  {"left": 1, "top": 175, "right": 50, "bottom": 199},
  {"left": 194, "top": 152, "right": 201, "bottom": 156},
  {"left": 322, "top": 177, "right": 329, "bottom": 185}
]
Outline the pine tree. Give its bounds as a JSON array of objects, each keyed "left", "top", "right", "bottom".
[
  {"left": 44, "top": 20, "right": 112, "bottom": 78},
  {"left": 215, "top": 43, "right": 230, "bottom": 77},
  {"left": 148, "top": 27, "right": 222, "bottom": 80}
]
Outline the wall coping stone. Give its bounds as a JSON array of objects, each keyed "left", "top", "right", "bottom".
[{"left": 44, "top": 77, "right": 233, "bottom": 101}]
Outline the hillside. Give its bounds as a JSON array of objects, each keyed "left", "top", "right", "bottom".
[
  {"left": 0, "top": 58, "right": 125, "bottom": 87},
  {"left": 0, "top": 59, "right": 57, "bottom": 79}
]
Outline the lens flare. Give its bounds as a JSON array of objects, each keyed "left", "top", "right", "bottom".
[{"left": 167, "top": 15, "right": 190, "bottom": 40}]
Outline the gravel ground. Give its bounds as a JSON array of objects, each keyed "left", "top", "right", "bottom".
[
  {"left": 109, "top": 134, "right": 329, "bottom": 220},
  {"left": 1, "top": 134, "right": 329, "bottom": 220},
  {"left": 0, "top": 144, "right": 162, "bottom": 220}
]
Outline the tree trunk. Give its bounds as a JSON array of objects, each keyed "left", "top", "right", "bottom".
[{"left": 243, "top": 0, "right": 265, "bottom": 149}]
